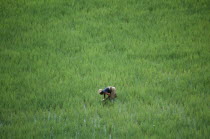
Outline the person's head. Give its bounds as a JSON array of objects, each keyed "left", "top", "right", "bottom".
[{"left": 98, "top": 89, "right": 103, "bottom": 95}]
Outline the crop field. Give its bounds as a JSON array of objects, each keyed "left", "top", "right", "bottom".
[{"left": 0, "top": 0, "right": 210, "bottom": 138}]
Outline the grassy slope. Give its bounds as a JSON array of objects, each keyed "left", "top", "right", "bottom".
[{"left": 0, "top": 0, "right": 210, "bottom": 138}]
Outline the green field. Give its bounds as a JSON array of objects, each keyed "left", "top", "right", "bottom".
[{"left": 0, "top": 0, "right": 210, "bottom": 138}]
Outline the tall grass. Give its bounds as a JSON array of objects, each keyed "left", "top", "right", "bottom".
[{"left": 0, "top": 0, "right": 210, "bottom": 138}]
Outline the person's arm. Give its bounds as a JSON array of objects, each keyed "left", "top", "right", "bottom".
[
  {"left": 102, "top": 92, "right": 111, "bottom": 101},
  {"left": 105, "top": 92, "right": 111, "bottom": 97},
  {"left": 103, "top": 92, "right": 110, "bottom": 99}
]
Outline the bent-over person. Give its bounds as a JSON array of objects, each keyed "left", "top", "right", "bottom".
[{"left": 98, "top": 86, "right": 117, "bottom": 101}]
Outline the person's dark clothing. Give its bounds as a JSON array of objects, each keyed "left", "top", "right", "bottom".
[{"left": 101, "top": 87, "right": 111, "bottom": 94}]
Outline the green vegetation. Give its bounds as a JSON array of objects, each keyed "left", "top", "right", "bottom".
[{"left": 0, "top": 0, "right": 209, "bottom": 138}]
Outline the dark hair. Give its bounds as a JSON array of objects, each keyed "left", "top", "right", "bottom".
[{"left": 100, "top": 91, "right": 103, "bottom": 94}]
